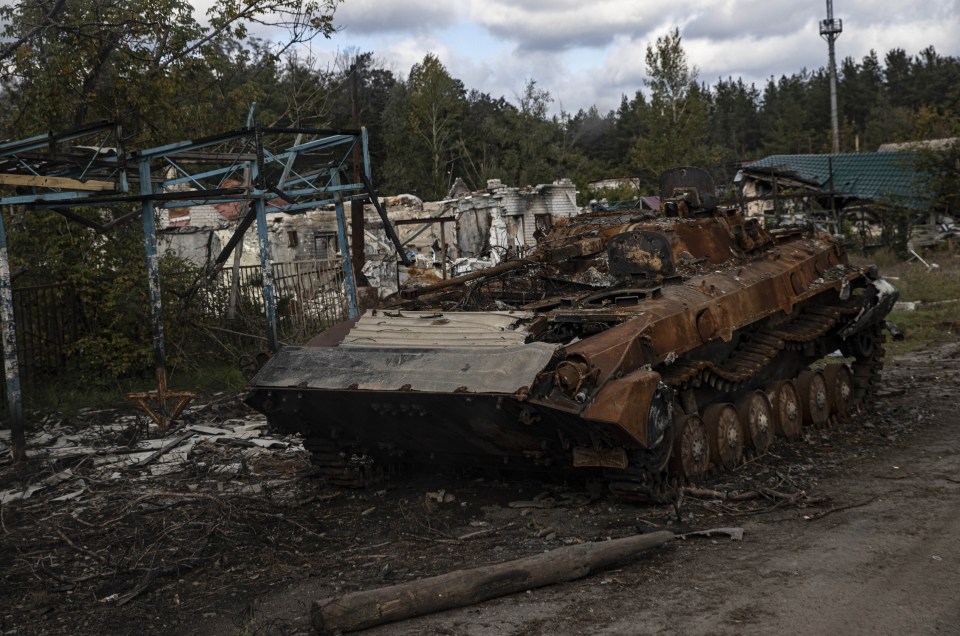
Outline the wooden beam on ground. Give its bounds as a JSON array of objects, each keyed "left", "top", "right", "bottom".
[
  {"left": 311, "top": 530, "right": 674, "bottom": 635},
  {"left": 0, "top": 173, "right": 116, "bottom": 191}
]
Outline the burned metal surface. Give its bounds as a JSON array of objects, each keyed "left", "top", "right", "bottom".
[
  {"left": 247, "top": 168, "right": 899, "bottom": 496},
  {"left": 252, "top": 342, "right": 557, "bottom": 393}
]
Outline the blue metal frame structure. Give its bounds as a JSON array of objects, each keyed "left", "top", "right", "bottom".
[{"left": 0, "top": 121, "right": 407, "bottom": 443}]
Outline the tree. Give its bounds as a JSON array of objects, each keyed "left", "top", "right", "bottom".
[
  {"left": 0, "top": 0, "right": 341, "bottom": 142},
  {"left": 916, "top": 141, "right": 960, "bottom": 217},
  {"left": 759, "top": 71, "right": 829, "bottom": 154},
  {"left": 398, "top": 54, "right": 467, "bottom": 199},
  {"left": 505, "top": 79, "right": 558, "bottom": 186},
  {"left": 644, "top": 28, "right": 696, "bottom": 127},
  {"left": 629, "top": 29, "right": 718, "bottom": 189},
  {"left": 380, "top": 81, "right": 421, "bottom": 194},
  {"left": 710, "top": 77, "right": 761, "bottom": 179},
  {"left": 459, "top": 90, "right": 516, "bottom": 187},
  {"left": 0, "top": 0, "right": 344, "bottom": 385},
  {"left": 325, "top": 50, "right": 398, "bottom": 171}
]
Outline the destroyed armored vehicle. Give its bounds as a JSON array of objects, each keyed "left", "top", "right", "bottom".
[{"left": 246, "top": 167, "right": 898, "bottom": 497}]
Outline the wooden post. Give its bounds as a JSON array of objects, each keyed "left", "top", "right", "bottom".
[
  {"left": 312, "top": 531, "right": 674, "bottom": 635},
  {"left": 440, "top": 219, "right": 447, "bottom": 280}
]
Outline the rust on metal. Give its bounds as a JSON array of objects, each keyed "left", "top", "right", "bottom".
[
  {"left": 245, "top": 166, "right": 899, "bottom": 495},
  {"left": 128, "top": 367, "right": 196, "bottom": 432}
]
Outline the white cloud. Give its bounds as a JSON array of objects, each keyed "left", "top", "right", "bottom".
[
  {"left": 684, "top": 0, "right": 813, "bottom": 40},
  {"left": 381, "top": 37, "right": 455, "bottom": 79}
]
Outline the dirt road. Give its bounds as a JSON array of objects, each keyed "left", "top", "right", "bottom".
[
  {"left": 229, "top": 340, "right": 960, "bottom": 636},
  {"left": 3, "top": 341, "right": 958, "bottom": 636}
]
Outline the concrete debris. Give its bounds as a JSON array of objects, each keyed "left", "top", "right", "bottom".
[
  {"left": 425, "top": 490, "right": 456, "bottom": 503},
  {"left": 0, "top": 399, "right": 304, "bottom": 507},
  {"left": 160, "top": 177, "right": 580, "bottom": 304},
  {"left": 0, "top": 468, "right": 74, "bottom": 504},
  {"left": 895, "top": 298, "right": 960, "bottom": 312}
]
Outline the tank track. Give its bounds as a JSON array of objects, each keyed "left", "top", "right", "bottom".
[
  {"left": 302, "top": 306, "right": 888, "bottom": 497},
  {"left": 847, "top": 323, "right": 886, "bottom": 407},
  {"left": 303, "top": 437, "right": 388, "bottom": 488},
  {"left": 605, "top": 304, "right": 887, "bottom": 501}
]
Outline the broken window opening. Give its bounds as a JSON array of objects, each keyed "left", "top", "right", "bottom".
[
  {"left": 535, "top": 213, "right": 553, "bottom": 232},
  {"left": 315, "top": 231, "right": 338, "bottom": 260}
]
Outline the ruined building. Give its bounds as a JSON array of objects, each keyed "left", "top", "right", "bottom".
[{"left": 158, "top": 178, "right": 581, "bottom": 298}]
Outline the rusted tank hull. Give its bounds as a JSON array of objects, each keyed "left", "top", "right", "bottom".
[
  {"left": 245, "top": 168, "right": 899, "bottom": 491},
  {"left": 246, "top": 340, "right": 667, "bottom": 472},
  {"left": 247, "top": 385, "right": 615, "bottom": 470}
]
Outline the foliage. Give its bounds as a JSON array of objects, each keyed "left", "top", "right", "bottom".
[
  {"left": 851, "top": 250, "right": 960, "bottom": 357},
  {"left": 628, "top": 29, "right": 719, "bottom": 189},
  {"left": 407, "top": 54, "right": 467, "bottom": 199},
  {"left": 0, "top": 0, "right": 341, "bottom": 142},
  {"left": 916, "top": 141, "right": 960, "bottom": 216},
  {"left": 1, "top": 6, "right": 959, "bottom": 389},
  {"left": 5, "top": 208, "right": 231, "bottom": 384}
]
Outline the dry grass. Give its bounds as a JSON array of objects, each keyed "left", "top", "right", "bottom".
[{"left": 850, "top": 246, "right": 960, "bottom": 356}]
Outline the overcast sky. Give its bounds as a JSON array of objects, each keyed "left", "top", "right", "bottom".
[{"left": 232, "top": 0, "right": 959, "bottom": 115}]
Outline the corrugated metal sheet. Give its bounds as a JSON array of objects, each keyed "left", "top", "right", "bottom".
[
  {"left": 743, "top": 152, "right": 928, "bottom": 209},
  {"left": 341, "top": 310, "right": 534, "bottom": 349},
  {"left": 252, "top": 343, "right": 558, "bottom": 393}
]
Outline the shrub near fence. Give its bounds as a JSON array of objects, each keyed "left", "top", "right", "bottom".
[{"left": 0, "top": 260, "right": 349, "bottom": 410}]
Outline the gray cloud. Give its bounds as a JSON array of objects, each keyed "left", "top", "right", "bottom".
[
  {"left": 683, "top": 0, "right": 814, "bottom": 40},
  {"left": 306, "top": 0, "right": 960, "bottom": 115},
  {"left": 466, "top": 0, "right": 676, "bottom": 51},
  {"left": 336, "top": 0, "right": 460, "bottom": 35}
]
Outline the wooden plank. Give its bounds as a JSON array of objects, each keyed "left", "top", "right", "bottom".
[
  {"left": 312, "top": 531, "right": 674, "bottom": 635},
  {"left": 0, "top": 173, "right": 117, "bottom": 191},
  {"left": 392, "top": 216, "right": 457, "bottom": 225}
]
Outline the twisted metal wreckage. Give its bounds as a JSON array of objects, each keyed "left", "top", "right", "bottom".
[
  {"left": 0, "top": 117, "right": 410, "bottom": 460},
  {"left": 0, "top": 120, "right": 902, "bottom": 495},
  {"left": 246, "top": 167, "right": 901, "bottom": 498}
]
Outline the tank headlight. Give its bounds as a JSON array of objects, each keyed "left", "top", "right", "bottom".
[{"left": 555, "top": 360, "right": 590, "bottom": 397}]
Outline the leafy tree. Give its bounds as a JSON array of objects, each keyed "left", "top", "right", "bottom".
[
  {"left": 613, "top": 92, "right": 649, "bottom": 175},
  {"left": 405, "top": 54, "right": 467, "bottom": 199},
  {"left": 883, "top": 48, "right": 916, "bottom": 110},
  {"left": 505, "top": 79, "right": 558, "bottom": 186},
  {"left": 629, "top": 29, "right": 717, "bottom": 188},
  {"left": 564, "top": 106, "right": 619, "bottom": 173},
  {"left": 459, "top": 90, "right": 516, "bottom": 188},
  {"left": 760, "top": 71, "right": 826, "bottom": 154},
  {"left": 710, "top": 77, "right": 761, "bottom": 180},
  {"left": 0, "top": 0, "right": 343, "bottom": 385},
  {"left": 839, "top": 51, "right": 885, "bottom": 144},
  {"left": 5, "top": 209, "right": 210, "bottom": 381},
  {"left": 916, "top": 141, "right": 960, "bottom": 216},
  {"left": 0, "top": 0, "right": 341, "bottom": 142}
]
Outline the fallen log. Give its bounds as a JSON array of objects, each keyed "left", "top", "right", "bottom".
[{"left": 312, "top": 530, "right": 674, "bottom": 635}]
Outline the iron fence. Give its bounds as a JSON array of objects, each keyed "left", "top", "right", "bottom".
[
  {"left": 8, "top": 283, "right": 85, "bottom": 379},
  {"left": 0, "top": 260, "right": 348, "bottom": 401},
  {"left": 215, "top": 259, "right": 349, "bottom": 343}
]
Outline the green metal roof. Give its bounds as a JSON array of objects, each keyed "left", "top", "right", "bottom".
[{"left": 743, "top": 152, "right": 929, "bottom": 209}]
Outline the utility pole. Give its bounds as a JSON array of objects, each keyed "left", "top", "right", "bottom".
[{"left": 820, "top": 0, "right": 843, "bottom": 153}]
